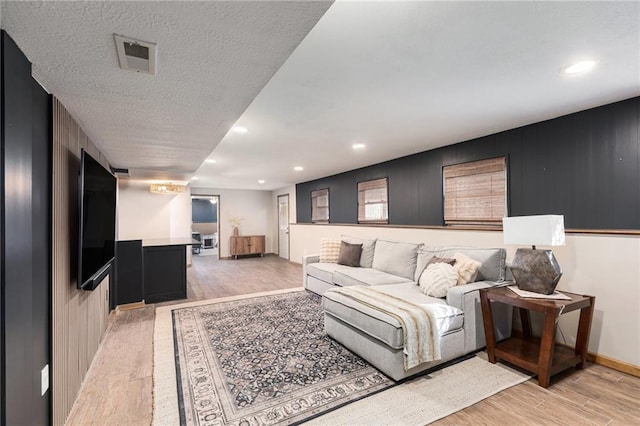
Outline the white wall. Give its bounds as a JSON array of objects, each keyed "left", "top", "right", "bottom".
[
  {"left": 290, "top": 224, "right": 640, "bottom": 367},
  {"left": 117, "top": 181, "right": 191, "bottom": 240},
  {"left": 271, "top": 185, "right": 297, "bottom": 257},
  {"left": 192, "top": 187, "right": 272, "bottom": 257}
]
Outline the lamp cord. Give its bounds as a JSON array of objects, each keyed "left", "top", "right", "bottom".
[{"left": 555, "top": 304, "right": 567, "bottom": 344}]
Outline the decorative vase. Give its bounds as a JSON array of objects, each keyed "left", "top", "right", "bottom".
[{"left": 233, "top": 227, "right": 239, "bottom": 236}]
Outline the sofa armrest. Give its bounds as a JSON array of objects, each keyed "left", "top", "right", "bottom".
[
  {"left": 446, "top": 280, "right": 507, "bottom": 310},
  {"left": 303, "top": 254, "right": 320, "bottom": 265},
  {"left": 302, "top": 254, "right": 320, "bottom": 288},
  {"left": 447, "top": 280, "right": 512, "bottom": 353}
]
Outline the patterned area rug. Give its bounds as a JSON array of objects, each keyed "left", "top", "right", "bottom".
[{"left": 157, "top": 289, "right": 394, "bottom": 425}]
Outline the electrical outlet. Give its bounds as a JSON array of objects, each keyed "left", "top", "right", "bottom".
[{"left": 41, "top": 364, "right": 49, "bottom": 396}]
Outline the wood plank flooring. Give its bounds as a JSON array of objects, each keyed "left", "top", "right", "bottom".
[{"left": 66, "top": 254, "right": 640, "bottom": 425}]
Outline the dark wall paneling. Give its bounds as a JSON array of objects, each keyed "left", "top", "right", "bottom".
[
  {"left": 1, "top": 30, "right": 51, "bottom": 425},
  {"left": 296, "top": 97, "right": 640, "bottom": 230}
]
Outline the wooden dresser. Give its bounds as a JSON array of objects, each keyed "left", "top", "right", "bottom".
[{"left": 230, "top": 235, "right": 265, "bottom": 259}]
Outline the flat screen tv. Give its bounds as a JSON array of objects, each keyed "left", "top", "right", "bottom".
[{"left": 78, "top": 149, "right": 117, "bottom": 290}]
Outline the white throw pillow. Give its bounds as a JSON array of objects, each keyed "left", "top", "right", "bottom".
[
  {"left": 319, "top": 238, "right": 341, "bottom": 263},
  {"left": 419, "top": 263, "right": 459, "bottom": 298},
  {"left": 453, "top": 252, "right": 482, "bottom": 285}
]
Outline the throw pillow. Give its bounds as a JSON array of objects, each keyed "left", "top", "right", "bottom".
[
  {"left": 419, "top": 263, "right": 459, "bottom": 298},
  {"left": 415, "top": 252, "right": 457, "bottom": 282},
  {"left": 453, "top": 252, "right": 482, "bottom": 285},
  {"left": 341, "top": 235, "right": 377, "bottom": 268},
  {"left": 337, "top": 241, "right": 363, "bottom": 267},
  {"left": 319, "top": 238, "right": 341, "bottom": 263},
  {"left": 425, "top": 256, "right": 456, "bottom": 268}
]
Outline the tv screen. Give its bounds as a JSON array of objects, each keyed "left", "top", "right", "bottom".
[{"left": 78, "top": 149, "right": 116, "bottom": 290}]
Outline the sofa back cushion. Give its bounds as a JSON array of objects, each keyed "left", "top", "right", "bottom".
[
  {"left": 418, "top": 246, "right": 506, "bottom": 282},
  {"left": 372, "top": 239, "right": 421, "bottom": 280},
  {"left": 341, "top": 235, "right": 377, "bottom": 268}
]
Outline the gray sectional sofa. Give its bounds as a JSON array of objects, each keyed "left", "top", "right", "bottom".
[{"left": 303, "top": 236, "right": 513, "bottom": 380}]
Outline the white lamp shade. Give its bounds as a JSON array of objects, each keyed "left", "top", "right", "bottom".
[{"left": 503, "top": 215, "right": 565, "bottom": 246}]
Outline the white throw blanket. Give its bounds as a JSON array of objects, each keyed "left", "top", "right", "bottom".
[{"left": 329, "top": 286, "right": 442, "bottom": 370}]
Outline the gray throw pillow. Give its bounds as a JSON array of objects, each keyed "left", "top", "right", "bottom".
[
  {"left": 426, "top": 256, "right": 456, "bottom": 268},
  {"left": 341, "top": 235, "right": 377, "bottom": 268},
  {"left": 337, "top": 241, "right": 362, "bottom": 267}
]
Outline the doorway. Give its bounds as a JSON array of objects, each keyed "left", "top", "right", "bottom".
[
  {"left": 191, "top": 195, "right": 220, "bottom": 258},
  {"left": 278, "top": 194, "right": 290, "bottom": 260}
]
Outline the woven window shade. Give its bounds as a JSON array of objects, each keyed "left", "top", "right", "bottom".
[
  {"left": 444, "top": 157, "right": 506, "bottom": 226},
  {"left": 358, "top": 177, "right": 388, "bottom": 223},
  {"left": 311, "top": 188, "right": 329, "bottom": 223}
]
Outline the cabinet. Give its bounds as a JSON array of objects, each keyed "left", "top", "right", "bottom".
[
  {"left": 143, "top": 244, "right": 187, "bottom": 303},
  {"left": 230, "top": 235, "right": 265, "bottom": 259}
]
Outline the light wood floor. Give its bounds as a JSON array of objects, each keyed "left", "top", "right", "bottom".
[{"left": 66, "top": 254, "right": 640, "bottom": 425}]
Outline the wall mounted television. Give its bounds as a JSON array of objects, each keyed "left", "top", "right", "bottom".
[{"left": 78, "top": 149, "right": 117, "bottom": 290}]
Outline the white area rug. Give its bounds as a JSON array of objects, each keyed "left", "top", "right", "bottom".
[{"left": 306, "top": 352, "right": 530, "bottom": 425}]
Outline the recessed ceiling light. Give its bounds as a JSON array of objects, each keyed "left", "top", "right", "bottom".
[
  {"left": 205, "top": 159, "right": 216, "bottom": 164},
  {"left": 232, "top": 126, "right": 248, "bottom": 134},
  {"left": 258, "top": 179, "right": 266, "bottom": 184},
  {"left": 294, "top": 166, "right": 304, "bottom": 171},
  {"left": 562, "top": 60, "right": 597, "bottom": 75},
  {"left": 191, "top": 176, "right": 199, "bottom": 180},
  {"left": 352, "top": 143, "right": 366, "bottom": 150}
]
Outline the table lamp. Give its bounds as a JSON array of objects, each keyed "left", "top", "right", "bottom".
[{"left": 503, "top": 215, "right": 565, "bottom": 294}]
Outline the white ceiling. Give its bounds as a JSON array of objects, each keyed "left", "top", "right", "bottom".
[{"left": 2, "top": 1, "right": 639, "bottom": 190}]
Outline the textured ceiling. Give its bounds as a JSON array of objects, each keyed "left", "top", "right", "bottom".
[
  {"left": 0, "top": 0, "right": 332, "bottom": 179},
  {"left": 1, "top": 1, "right": 639, "bottom": 190}
]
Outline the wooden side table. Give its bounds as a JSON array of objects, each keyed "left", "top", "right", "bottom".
[{"left": 480, "top": 286, "right": 595, "bottom": 388}]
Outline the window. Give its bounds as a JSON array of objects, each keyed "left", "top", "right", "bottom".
[
  {"left": 443, "top": 156, "right": 507, "bottom": 226},
  {"left": 311, "top": 189, "right": 329, "bottom": 223},
  {"left": 358, "top": 177, "right": 388, "bottom": 224}
]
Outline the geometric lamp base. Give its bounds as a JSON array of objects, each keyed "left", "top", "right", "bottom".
[{"left": 510, "top": 248, "right": 562, "bottom": 295}]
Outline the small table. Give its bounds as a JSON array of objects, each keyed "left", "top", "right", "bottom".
[{"left": 480, "top": 286, "right": 595, "bottom": 388}]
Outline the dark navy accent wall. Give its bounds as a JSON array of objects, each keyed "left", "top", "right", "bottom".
[
  {"left": 192, "top": 199, "right": 218, "bottom": 223},
  {"left": 297, "top": 97, "right": 640, "bottom": 230}
]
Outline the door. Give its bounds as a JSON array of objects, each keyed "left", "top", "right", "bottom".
[{"left": 278, "top": 194, "right": 289, "bottom": 260}]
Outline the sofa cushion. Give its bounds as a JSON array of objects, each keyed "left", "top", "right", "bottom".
[
  {"left": 337, "top": 241, "right": 362, "bottom": 267},
  {"left": 319, "top": 238, "right": 341, "bottom": 263},
  {"left": 421, "top": 246, "right": 507, "bottom": 282},
  {"left": 323, "top": 282, "right": 464, "bottom": 349},
  {"left": 372, "top": 239, "right": 421, "bottom": 280},
  {"left": 307, "top": 263, "right": 340, "bottom": 283},
  {"left": 341, "top": 235, "right": 377, "bottom": 268},
  {"left": 419, "top": 263, "right": 459, "bottom": 298},
  {"left": 333, "top": 267, "right": 414, "bottom": 287}
]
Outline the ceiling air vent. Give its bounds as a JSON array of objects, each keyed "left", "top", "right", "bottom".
[
  {"left": 114, "top": 34, "right": 157, "bottom": 75},
  {"left": 110, "top": 166, "right": 130, "bottom": 177}
]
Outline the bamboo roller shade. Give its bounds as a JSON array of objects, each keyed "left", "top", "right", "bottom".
[
  {"left": 444, "top": 157, "right": 506, "bottom": 225},
  {"left": 311, "top": 188, "right": 329, "bottom": 222},
  {"left": 358, "top": 177, "right": 388, "bottom": 223}
]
